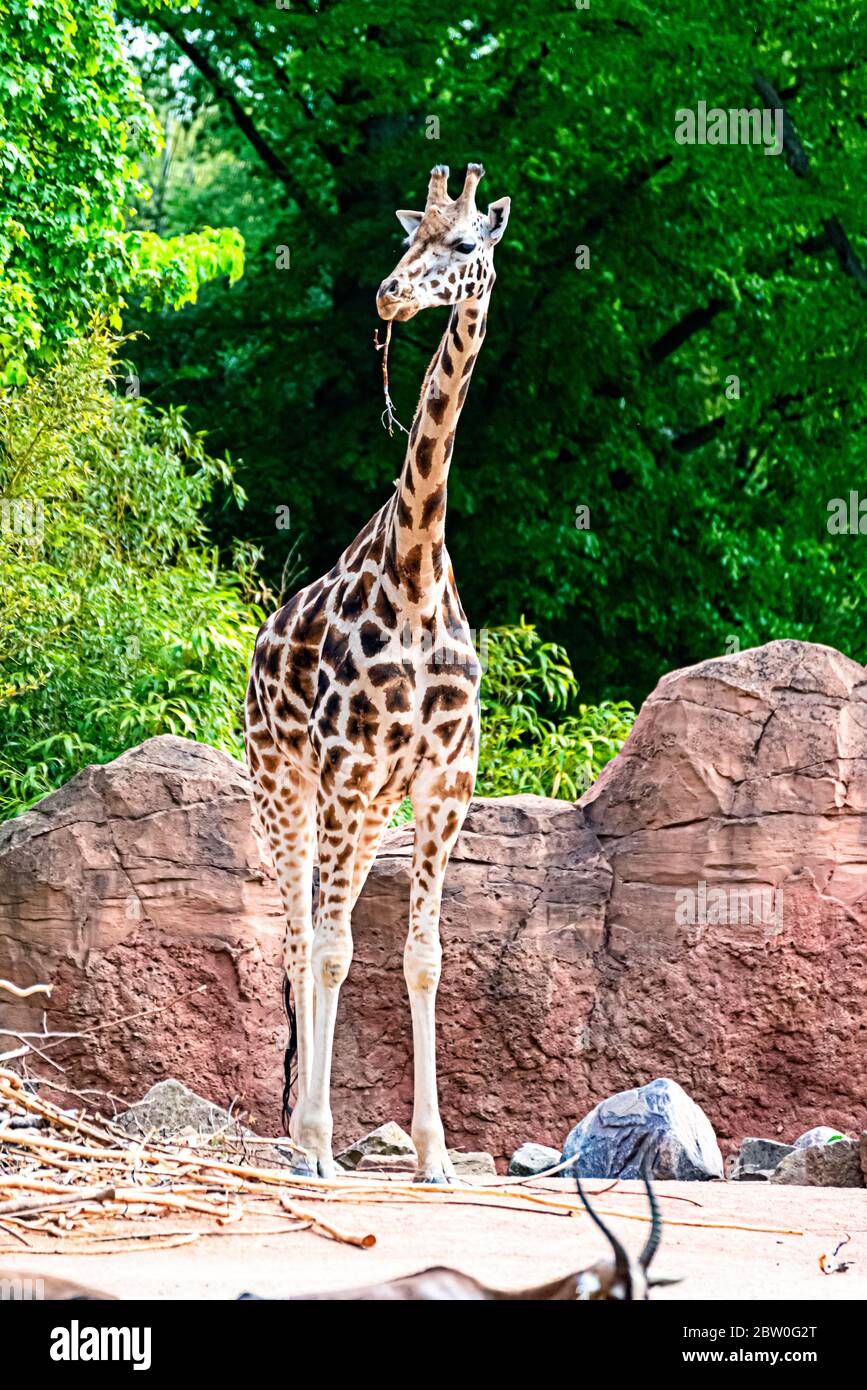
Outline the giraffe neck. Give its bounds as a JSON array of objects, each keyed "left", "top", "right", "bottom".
[{"left": 386, "top": 285, "right": 492, "bottom": 614}]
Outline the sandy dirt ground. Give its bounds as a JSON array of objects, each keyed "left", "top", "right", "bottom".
[{"left": 4, "top": 1179, "right": 867, "bottom": 1301}]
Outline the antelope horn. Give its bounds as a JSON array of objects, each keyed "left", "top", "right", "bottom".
[
  {"left": 574, "top": 1172, "right": 632, "bottom": 1295},
  {"left": 426, "top": 164, "right": 450, "bottom": 209},
  {"left": 455, "top": 162, "right": 485, "bottom": 209},
  {"left": 638, "top": 1170, "right": 663, "bottom": 1272}
]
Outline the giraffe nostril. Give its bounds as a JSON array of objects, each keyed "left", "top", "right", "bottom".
[{"left": 387, "top": 279, "right": 399, "bottom": 295}]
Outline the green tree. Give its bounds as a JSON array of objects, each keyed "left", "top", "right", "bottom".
[
  {"left": 122, "top": 0, "right": 867, "bottom": 703},
  {"left": 0, "top": 0, "right": 243, "bottom": 383},
  {"left": 0, "top": 0, "right": 261, "bottom": 816}
]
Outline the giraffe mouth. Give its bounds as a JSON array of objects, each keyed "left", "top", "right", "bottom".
[{"left": 377, "top": 297, "right": 418, "bottom": 323}]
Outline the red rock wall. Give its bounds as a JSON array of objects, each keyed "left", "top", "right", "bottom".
[
  {"left": 2, "top": 639, "right": 866, "bottom": 1160},
  {"left": 0, "top": 740, "right": 288, "bottom": 1132}
]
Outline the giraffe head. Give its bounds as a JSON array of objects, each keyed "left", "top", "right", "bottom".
[{"left": 376, "top": 163, "right": 510, "bottom": 322}]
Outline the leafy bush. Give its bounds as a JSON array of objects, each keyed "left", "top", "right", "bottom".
[
  {"left": 477, "top": 620, "right": 635, "bottom": 800},
  {"left": 0, "top": 328, "right": 265, "bottom": 817}
]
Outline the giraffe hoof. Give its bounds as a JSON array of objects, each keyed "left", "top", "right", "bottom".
[
  {"left": 414, "top": 1169, "right": 454, "bottom": 1186},
  {"left": 316, "top": 1157, "right": 337, "bottom": 1180},
  {"left": 286, "top": 1151, "right": 317, "bottom": 1179}
]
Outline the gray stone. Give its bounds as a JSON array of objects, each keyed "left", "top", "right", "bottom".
[
  {"left": 115, "top": 1079, "right": 240, "bottom": 1138},
  {"left": 448, "top": 1150, "right": 497, "bottom": 1177},
  {"left": 860, "top": 1132, "right": 867, "bottom": 1185},
  {"left": 114, "top": 1078, "right": 298, "bottom": 1168},
  {"left": 508, "top": 1143, "right": 562, "bottom": 1177},
  {"left": 793, "top": 1125, "right": 848, "bottom": 1149},
  {"left": 770, "top": 1138, "right": 864, "bottom": 1187},
  {"left": 336, "top": 1122, "right": 416, "bottom": 1171},
  {"left": 730, "top": 1137, "right": 795, "bottom": 1180},
  {"left": 356, "top": 1153, "right": 416, "bottom": 1174},
  {"left": 561, "top": 1077, "right": 724, "bottom": 1181}
]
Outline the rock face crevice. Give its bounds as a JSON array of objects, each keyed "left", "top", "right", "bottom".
[{"left": 1, "top": 639, "right": 865, "bottom": 1159}]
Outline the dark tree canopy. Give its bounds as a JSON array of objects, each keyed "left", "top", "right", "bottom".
[{"left": 122, "top": 0, "right": 867, "bottom": 703}]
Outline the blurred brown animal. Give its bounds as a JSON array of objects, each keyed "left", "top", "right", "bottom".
[{"left": 242, "top": 1175, "right": 680, "bottom": 1301}]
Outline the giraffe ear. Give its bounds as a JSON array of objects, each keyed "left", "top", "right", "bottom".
[
  {"left": 485, "top": 197, "right": 511, "bottom": 243},
  {"left": 396, "top": 209, "right": 424, "bottom": 239}
]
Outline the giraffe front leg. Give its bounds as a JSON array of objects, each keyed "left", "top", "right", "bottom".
[
  {"left": 406, "top": 768, "right": 474, "bottom": 1184},
  {"left": 405, "top": 930, "right": 453, "bottom": 1184},
  {"left": 294, "top": 936, "right": 346, "bottom": 1179}
]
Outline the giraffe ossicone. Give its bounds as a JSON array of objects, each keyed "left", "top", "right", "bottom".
[{"left": 245, "top": 163, "right": 511, "bottom": 1181}]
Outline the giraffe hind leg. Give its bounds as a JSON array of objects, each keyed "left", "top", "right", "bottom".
[
  {"left": 350, "top": 798, "right": 399, "bottom": 909},
  {"left": 248, "top": 742, "right": 318, "bottom": 1172},
  {"left": 292, "top": 770, "right": 375, "bottom": 1178}
]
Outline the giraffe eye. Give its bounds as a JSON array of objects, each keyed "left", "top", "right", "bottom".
[{"left": 455, "top": 241, "right": 476, "bottom": 254}]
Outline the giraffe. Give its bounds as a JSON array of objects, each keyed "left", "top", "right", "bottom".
[{"left": 245, "top": 163, "right": 510, "bottom": 1181}]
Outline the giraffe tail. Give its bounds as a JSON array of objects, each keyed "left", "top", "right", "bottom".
[{"left": 281, "top": 975, "right": 298, "bottom": 1131}]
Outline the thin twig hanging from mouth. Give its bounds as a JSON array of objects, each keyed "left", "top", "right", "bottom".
[{"left": 374, "top": 322, "right": 409, "bottom": 436}]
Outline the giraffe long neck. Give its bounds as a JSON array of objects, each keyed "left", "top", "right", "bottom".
[{"left": 386, "top": 286, "right": 491, "bottom": 613}]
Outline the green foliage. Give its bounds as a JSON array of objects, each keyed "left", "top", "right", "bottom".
[
  {"left": 0, "top": 0, "right": 244, "bottom": 383},
  {"left": 0, "top": 329, "right": 265, "bottom": 818},
  {"left": 477, "top": 621, "right": 635, "bottom": 800},
  {"left": 126, "top": 226, "right": 245, "bottom": 313},
  {"left": 122, "top": 0, "right": 867, "bottom": 703},
  {"left": 4, "top": 0, "right": 864, "bottom": 821}
]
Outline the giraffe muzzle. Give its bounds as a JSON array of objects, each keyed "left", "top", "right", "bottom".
[{"left": 376, "top": 278, "right": 418, "bottom": 322}]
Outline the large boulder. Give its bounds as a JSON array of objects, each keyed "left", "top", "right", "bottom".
[
  {"left": 561, "top": 1077, "right": 724, "bottom": 1180},
  {"left": 577, "top": 639, "right": 867, "bottom": 1156},
  {"left": 0, "top": 737, "right": 287, "bottom": 1129},
  {"left": 2, "top": 638, "right": 867, "bottom": 1160}
]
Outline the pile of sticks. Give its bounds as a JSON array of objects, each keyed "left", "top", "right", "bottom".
[
  {"left": 0, "top": 973, "right": 805, "bottom": 1262},
  {"left": 0, "top": 1068, "right": 375, "bottom": 1254},
  {"left": 1, "top": 1064, "right": 806, "bottom": 1264}
]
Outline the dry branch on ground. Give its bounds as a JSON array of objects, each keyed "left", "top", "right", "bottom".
[{"left": 0, "top": 1066, "right": 802, "bottom": 1264}]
